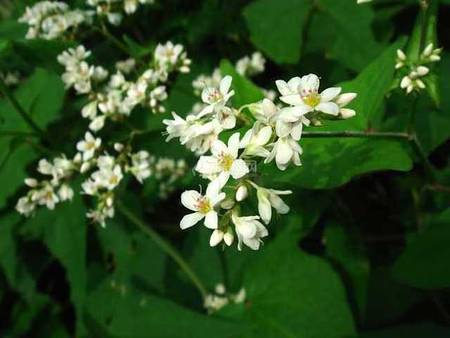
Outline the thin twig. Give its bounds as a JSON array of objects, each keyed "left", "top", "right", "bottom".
[
  {"left": 117, "top": 202, "right": 208, "bottom": 298},
  {"left": 301, "top": 130, "right": 412, "bottom": 140}
]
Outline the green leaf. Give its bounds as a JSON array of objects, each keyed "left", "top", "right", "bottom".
[
  {"left": 338, "top": 40, "right": 406, "bottom": 129},
  {"left": 325, "top": 221, "right": 369, "bottom": 322},
  {"left": 23, "top": 194, "right": 87, "bottom": 335},
  {"left": 0, "top": 68, "right": 65, "bottom": 208},
  {"left": 235, "top": 229, "right": 356, "bottom": 338},
  {"left": 317, "top": 0, "right": 383, "bottom": 71},
  {"left": 96, "top": 218, "right": 167, "bottom": 294},
  {"left": 365, "top": 267, "right": 421, "bottom": 327},
  {"left": 360, "top": 322, "right": 450, "bottom": 338},
  {"left": 86, "top": 278, "right": 244, "bottom": 338},
  {"left": 392, "top": 208, "right": 450, "bottom": 289},
  {"left": 265, "top": 137, "right": 412, "bottom": 189},
  {"left": 0, "top": 212, "right": 36, "bottom": 302},
  {"left": 220, "top": 59, "right": 264, "bottom": 106},
  {"left": 243, "top": 0, "right": 312, "bottom": 64}
]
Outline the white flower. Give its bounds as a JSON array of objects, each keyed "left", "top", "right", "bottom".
[
  {"left": 36, "top": 184, "right": 59, "bottom": 210},
  {"left": 195, "top": 132, "right": 249, "bottom": 183},
  {"left": 76, "top": 132, "right": 101, "bottom": 161},
  {"left": 58, "top": 184, "right": 74, "bottom": 201},
  {"left": 128, "top": 151, "right": 152, "bottom": 183},
  {"left": 199, "top": 75, "right": 234, "bottom": 116},
  {"left": 180, "top": 180, "right": 225, "bottom": 230},
  {"left": 357, "top": 0, "right": 372, "bottom": 3},
  {"left": 16, "top": 197, "right": 35, "bottom": 216},
  {"left": 275, "top": 107, "right": 310, "bottom": 141},
  {"left": 93, "top": 164, "right": 123, "bottom": 191},
  {"left": 252, "top": 98, "right": 278, "bottom": 125},
  {"left": 89, "top": 115, "right": 106, "bottom": 132},
  {"left": 232, "top": 213, "right": 268, "bottom": 251},
  {"left": 250, "top": 183, "right": 292, "bottom": 224},
  {"left": 163, "top": 112, "right": 189, "bottom": 141},
  {"left": 240, "top": 124, "right": 272, "bottom": 157},
  {"left": 276, "top": 74, "right": 341, "bottom": 116},
  {"left": 265, "top": 136, "right": 302, "bottom": 171}
]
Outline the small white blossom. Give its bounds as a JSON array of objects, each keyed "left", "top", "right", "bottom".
[
  {"left": 276, "top": 74, "right": 341, "bottom": 116},
  {"left": 232, "top": 212, "right": 268, "bottom": 251},
  {"left": 180, "top": 180, "right": 225, "bottom": 230},
  {"left": 250, "top": 182, "right": 292, "bottom": 224},
  {"left": 196, "top": 132, "right": 249, "bottom": 184},
  {"left": 76, "top": 132, "right": 101, "bottom": 161}
]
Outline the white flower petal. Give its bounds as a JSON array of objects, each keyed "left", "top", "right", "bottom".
[
  {"left": 227, "top": 132, "right": 240, "bottom": 158},
  {"left": 230, "top": 159, "right": 249, "bottom": 179},
  {"left": 204, "top": 211, "right": 218, "bottom": 229},
  {"left": 316, "top": 102, "right": 339, "bottom": 115},
  {"left": 181, "top": 190, "right": 201, "bottom": 211},
  {"left": 180, "top": 212, "right": 203, "bottom": 229},
  {"left": 280, "top": 94, "right": 303, "bottom": 106},
  {"left": 320, "top": 87, "right": 341, "bottom": 102},
  {"left": 220, "top": 75, "right": 232, "bottom": 95},
  {"left": 257, "top": 191, "right": 272, "bottom": 224}
]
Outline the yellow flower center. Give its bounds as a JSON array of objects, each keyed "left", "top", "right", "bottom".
[
  {"left": 196, "top": 197, "right": 212, "bottom": 214},
  {"left": 219, "top": 154, "right": 234, "bottom": 171},
  {"left": 302, "top": 93, "right": 321, "bottom": 108}
]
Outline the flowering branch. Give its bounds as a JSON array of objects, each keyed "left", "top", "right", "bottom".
[{"left": 117, "top": 201, "right": 208, "bottom": 298}]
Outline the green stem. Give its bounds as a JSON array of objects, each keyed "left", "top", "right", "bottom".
[
  {"left": 0, "top": 78, "right": 45, "bottom": 137},
  {"left": 0, "top": 130, "right": 38, "bottom": 138},
  {"left": 301, "top": 130, "right": 412, "bottom": 140},
  {"left": 419, "top": 0, "right": 431, "bottom": 55},
  {"left": 96, "top": 24, "right": 133, "bottom": 57},
  {"left": 117, "top": 202, "right": 208, "bottom": 298}
]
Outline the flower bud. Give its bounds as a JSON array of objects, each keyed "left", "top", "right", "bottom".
[
  {"left": 335, "top": 93, "right": 357, "bottom": 106},
  {"left": 220, "top": 198, "right": 235, "bottom": 210},
  {"left": 25, "top": 178, "right": 38, "bottom": 188},
  {"left": 236, "top": 185, "right": 248, "bottom": 202},
  {"left": 396, "top": 49, "right": 406, "bottom": 61},
  {"left": 223, "top": 230, "right": 234, "bottom": 246},
  {"left": 416, "top": 66, "right": 429, "bottom": 76},
  {"left": 209, "top": 229, "right": 224, "bottom": 247},
  {"left": 340, "top": 108, "right": 356, "bottom": 119}
]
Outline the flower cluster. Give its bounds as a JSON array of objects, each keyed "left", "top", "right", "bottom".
[
  {"left": 58, "top": 42, "right": 190, "bottom": 132},
  {"left": 396, "top": 43, "right": 441, "bottom": 94},
  {"left": 17, "top": 40, "right": 191, "bottom": 226},
  {"left": 0, "top": 71, "right": 20, "bottom": 87},
  {"left": 165, "top": 74, "right": 357, "bottom": 250},
  {"left": 16, "top": 156, "right": 76, "bottom": 216},
  {"left": 19, "top": 0, "right": 157, "bottom": 40},
  {"left": 203, "top": 283, "right": 246, "bottom": 314},
  {"left": 86, "top": 0, "right": 155, "bottom": 25},
  {"left": 19, "top": 1, "right": 91, "bottom": 40}
]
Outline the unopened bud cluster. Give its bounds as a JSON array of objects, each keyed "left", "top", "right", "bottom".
[{"left": 396, "top": 43, "right": 441, "bottom": 94}]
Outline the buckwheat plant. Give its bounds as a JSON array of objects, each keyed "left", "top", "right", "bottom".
[
  {"left": 15, "top": 2, "right": 191, "bottom": 226},
  {"left": 164, "top": 74, "right": 357, "bottom": 250}
]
